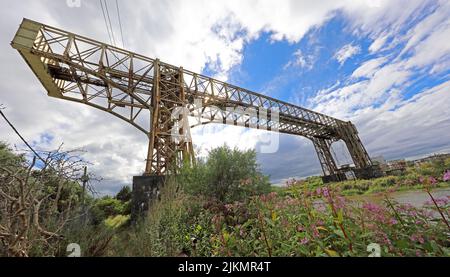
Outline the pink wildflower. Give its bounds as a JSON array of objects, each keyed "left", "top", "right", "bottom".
[
  {"left": 334, "top": 196, "right": 346, "bottom": 209},
  {"left": 429, "top": 176, "right": 437, "bottom": 186},
  {"left": 267, "top": 192, "right": 277, "bottom": 201},
  {"left": 312, "top": 227, "right": 320, "bottom": 238},
  {"left": 388, "top": 218, "right": 398, "bottom": 225},
  {"left": 259, "top": 194, "right": 267, "bottom": 202},
  {"left": 424, "top": 197, "right": 449, "bottom": 207},
  {"left": 224, "top": 203, "right": 233, "bottom": 212},
  {"left": 300, "top": 237, "right": 309, "bottom": 245},
  {"left": 410, "top": 234, "right": 425, "bottom": 244},
  {"left": 316, "top": 187, "right": 322, "bottom": 196},
  {"left": 381, "top": 233, "right": 392, "bottom": 247},
  {"left": 239, "top": 227, "right": 245, "bottom": 237},
  {"left": 443, "top": 170, "right": 450, "bottom": 182},
  {"left": 363, "top": 202, "right": 383, "bottom": 213}
]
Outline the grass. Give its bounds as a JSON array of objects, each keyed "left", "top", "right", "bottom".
[
  {"left": 96, "top": 160, "right": 450, "bottom": 257},
  {"left": 278, "top": 173, "right": 450, "bottom": 197},
  {"left": 107, "top": 178, "right": 450, "bottom": 257}
]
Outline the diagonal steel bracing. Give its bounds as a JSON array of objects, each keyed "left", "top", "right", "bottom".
[{"left": 11, "top": 18, "right": 374, "bottom": 179}]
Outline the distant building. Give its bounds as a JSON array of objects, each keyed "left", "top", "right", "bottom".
[
  {"left": 386, "top": 159, "right": 407, "bottom": 174},
  {"left": 412, "top": 153, "right": 450, "bottom": 166},
  {"left": 371, "top": 155, "right": 386, "bottom": 165}
]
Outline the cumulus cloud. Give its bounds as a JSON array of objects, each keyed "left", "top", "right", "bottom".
[
  {"left": 312, "top": 1, "right": 450, "bottom": 119},
  {"left": 309, "top": 1, "right": 450, "bottom": 164}
]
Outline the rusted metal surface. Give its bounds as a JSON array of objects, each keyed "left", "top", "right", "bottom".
[{"left": 11, "top": 18, "right": 374, "bottom": 179}]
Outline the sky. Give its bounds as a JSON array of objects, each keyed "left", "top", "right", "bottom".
[{"left": 1, "top": 0, "right": 450, "bottom": 195}]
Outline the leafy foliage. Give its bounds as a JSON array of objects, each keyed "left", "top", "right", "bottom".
[
  {"left": 2, "top": 141, "right": 449, "bottom": 257},
  {"left": 179, "top": 145, "right": 271, "bottom": 203},
  {"left": 109, "top": 147, "right": 450, "bottom": 257},
  {"left": 0, "top": 142, "right": 90, "bottom": 256},
  {"left": 115, "top": 186, "right": 131, "bottom": 202}
]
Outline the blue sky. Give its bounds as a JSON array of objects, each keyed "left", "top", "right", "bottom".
[
  {"left": 198, "top": 1, "right": 450, "bottom": 184},
  {"left": 1, "top": 0, "right": 450, "bottom": 194},
  {"left": 226, "top": 7, "right": 448, "bottom": 110}
]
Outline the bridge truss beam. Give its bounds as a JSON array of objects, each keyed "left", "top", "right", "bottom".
[{"left": 11, "top": 18, "right": 375, "bottom": 180}]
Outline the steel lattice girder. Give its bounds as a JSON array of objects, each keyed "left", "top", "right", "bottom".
[{"left": 11, "top": 18, "right": 373, "bottom": 177}]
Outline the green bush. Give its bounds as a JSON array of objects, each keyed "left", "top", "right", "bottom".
[
  {"left": 179, "top": 145, "right": 271, "bottom": 203},
  {"left": 90, "top": 196, "right": 128, "bottom": 224},
  {"left": 105, "top": 215, "right": 130, "bottom": 229},
  {"left": 115, "top": 186, "right": 132, "bottom": 202},
  {"left": 110, "top": 178, "right": 195, "bottom": 256}
]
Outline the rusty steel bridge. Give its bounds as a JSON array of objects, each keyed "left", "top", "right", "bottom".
[{"left": 11, "top": 18, "right": 378, "bottom": 186}]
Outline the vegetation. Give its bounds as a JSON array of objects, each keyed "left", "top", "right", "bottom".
[
  {"left": 0, "top": 142, "right": 128, "bottom": 256},
  {"left": 109, "top": 146, "right": 450, "bottom": 257},
  {"left": 287, "top": 158, "right": 450, "bottom": 196},
  {"left": 1, "top": 142, "right": 449, "bottom": 257},
  {"left": 179, "top": 146, "right": 271, "bottom": 203}
]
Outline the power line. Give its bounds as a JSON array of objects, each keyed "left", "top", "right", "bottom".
[
  {"left": 115, "top": 0, "right": 125, "bottom": 48},
  {"left": 99, "top": 0, "right": 114, "bottom": 46},
  {"left": 103, "top": 0, "right": 117, "bottom": 46},
  {"left": 1, "top": 108, "right": 97, "bottom": 190},
  {"left": 0, "top": 109, "right": 47, "bottom": 165},
  {"left": 1, "top": 108, "right": 100, "bottom": 208}
]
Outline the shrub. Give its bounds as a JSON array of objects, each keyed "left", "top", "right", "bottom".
[
  {"left": 110, "top": 178, "right": 195, "bottom": 256},
  {"left": 115, "top": 186, "right": 132, "bottom": 202},
  {"left": 105, "top": 215, "right": 130, "bottom": 229},
  {"left": 90, "top": 196, "right": 128, "bottom": 224},
  {"left": 179, "top": 145, "right": 271, "bottom": 203}
]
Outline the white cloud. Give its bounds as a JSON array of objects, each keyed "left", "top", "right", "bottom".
[
  {"left": 403, "top": 19, "right": 450, "bottom": 69},
  {"left": 308, "top": 1, "right": 450, "bottom": 166},
  {"left": 359, "top": 80, "right": 450, "bottom": 159},
  {"left": 351, "top": 57, "right": 387, "bottom": 78},
  {"left": 313, "top": 1, "right": 450, "bottom": 119},
  {"left": 334, "top": 43, "right": 361, "bottom": 65},
  {"left": 284, "top": 49, "right": 316, "bottom": 70},
  {"left": 399, "top": 2, "right": 450, "bottom": 57},
  {"left": 368, "top": 34, "right": 388, "bottom": 53},
  {"left": 191, "top": 124, "right": 261, "bottom": 158}
]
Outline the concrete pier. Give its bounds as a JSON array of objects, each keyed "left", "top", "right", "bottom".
[{"left": 131, "top": 175, "right": 165, "bottom": 221}]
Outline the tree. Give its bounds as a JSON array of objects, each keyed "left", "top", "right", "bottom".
[
  {"left": 115, "top": 186, "right": 131, "bottom": 202},
  {"left": 0, "top": 142, "right": 89, "bottom": 257},
  {"left": 179, "top": 145, "right": 271, "bottom": 203}
]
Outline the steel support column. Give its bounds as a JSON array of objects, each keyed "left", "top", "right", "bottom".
[
  {"left": 311, "top": 137, "right": 339, "bottom": 176},
  {"left": 145, "top": 60, "right": 194, "bottom": 175},
  {"left": 338, "top": 121, "right": 372, "bottom": 169}
]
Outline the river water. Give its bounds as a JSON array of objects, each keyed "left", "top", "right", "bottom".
[
  {"left": 350, "top": 187, "right": 450, "bottom": 208},
  {"left": 390, "top": 188, "right": 450, "bottom": 208}
]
